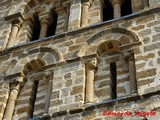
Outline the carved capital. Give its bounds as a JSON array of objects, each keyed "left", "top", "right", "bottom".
[
  {"left": 86, "top": 58, "right": 98, "bottom": 71},
  {"left": 83, "top": 0, "right": 93, "bottom": 7},
  {"left": 110, "top": 0, "right": 122, "bottom": 6},
  {"left": 4, "top": 72, "right": 24, "bottom": 87},
  {"left": 122, "top": 50, "right": 135, "bottom": 61},
  {"left": 54, "top": 0, "right": 64, "bottom": 12},
  {"left": 5, "top": 12, "right": 24, "bottom": 26},
  {"left": 38, "top": 12, "right": 52, "bottom": 25}
]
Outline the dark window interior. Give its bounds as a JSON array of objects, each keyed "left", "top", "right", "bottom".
[
  {"left": 121, "top": 0, "right": 132, "bottom": 17},
  {"left": 110, "top": 62, "right": 117, "bottom": 99},
  {"left": 103, "top": 0, "right": 132, "bottom": 21},
  {"left": 31, "top": 15, "right": 41, "bottom": 41},
  {"left": 46, "top": 10, "right": 58, "bottom": 37},
  {"left": 103, "top": 0, "right": 113, "bottom": 21}
]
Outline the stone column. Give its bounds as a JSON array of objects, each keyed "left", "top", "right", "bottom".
[
  {"left": 4, "top": 13, "right": 24, "bottom": 48},
  {"left": 110, "top": 0, "right": 122, "bottom": 19},
  {"left": 7, "top": 22, "right": 21, "bottom": 47},
  {"left": 81, "top": 0, "right": 92, "bottom": 27},
  {"left": 85, "top": 58, "right": 97, "bottom": 103},
  {"left": 0, "top": 82, "right": 10, "bottom": 120},
  {"left": 39, "top": 13, "right": 51, "bottom": 38},
  {"left": 3, "top": 73, "right": 24, "bottom": 120},
  {"left": 3, "top": 83, "right": 20, "bottom": 120},
  {"left": 123, "top": 51, "right": 137, "bottom": 94}
]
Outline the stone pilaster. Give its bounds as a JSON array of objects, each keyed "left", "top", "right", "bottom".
[
  {"left": 68, "top": 0, "right": 82, "bottom": 31},
  {"left": 110, "top": 0, "right": 122, "bottom": 19},
  {"left": 5, "top": 13, "right": 24, "bottom": 48},
  {"left": 44, "top": 72, "right": 53, "bottom": 115},
  {"left": 123, "top": 51, "right": 137, "bottom": 94},
  {"left": 85, "top": 58, "right": 97, "bottom": 104},
  {"left": 39, "top": 12, "right": 52, "bottom": 38},
  {"left": 64, "top": 4, "right": 70, "bottom": 32},
  {"left": 81, "top": 0, "right": 92, "bottom": 27}
]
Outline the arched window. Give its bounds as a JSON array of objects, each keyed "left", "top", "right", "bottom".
[{"left": 13, "top": 59, "right": 52, "bottom": 119}]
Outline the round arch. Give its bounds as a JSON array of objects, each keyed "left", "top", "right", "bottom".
[{"left": 77, "top": 27, "right": 139, "bottom": 57}]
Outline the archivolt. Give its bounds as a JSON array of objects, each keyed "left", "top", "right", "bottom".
[
  {"left": 77, "top": 27, "right": 139, "bottom": 57},
  {"left": 10, "top": 47, "right": 63, "bottom": 75}
]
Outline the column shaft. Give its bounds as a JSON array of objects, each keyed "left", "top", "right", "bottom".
[
  {"left": 86, "top": 69, "right": 95, "bottom": 103},
  {"left": 3, "top": 83, "right": 20, "bottom": 120},
  {"left": 81, "top": 3, "right": 89, "bottom": 27},
  {"left": 7, "top": 23, "right": 20, "bottom": 47},
  {"left": 113, "top": 3, "right": 121, "bottom": 19},
  {"left": 129, "top": 60, "right": 137, "bottom": 94},
  {"left": 39, "top": 22, "right": 49, "bottom": 38},
  {"left": 85, "top": 59, "right": 97, "bottom": 104}
]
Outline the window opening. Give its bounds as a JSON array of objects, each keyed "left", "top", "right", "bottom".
[
  {"left": 103, "top": 0, "right": 113, "bottom": 21},
  {"left": 121, "top": 0, "right": 132, "bottom": 17},
  {"left": 31, "top": 15, "right": 41, "bottom": 41},
  {"left": 46, "top": 10, "right": 58, "bottom": 37},
  {"left": 29, "top": 80, "right": 39, "bottom": 118},
  {"left": 110, "top": 62, "right": 117, "bottom": 99}
]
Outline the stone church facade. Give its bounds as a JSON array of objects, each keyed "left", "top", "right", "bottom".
[{"left": 0, "top": 0, "right": 160, "bottom": 120}]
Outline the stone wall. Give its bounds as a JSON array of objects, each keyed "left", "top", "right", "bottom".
[{"left": 0, "top": 0, "right": 160, "bottom": 120}]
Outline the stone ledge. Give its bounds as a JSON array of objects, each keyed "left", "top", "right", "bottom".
[
  {"left": 29, "top": 114, "right": 50, "bottom": 120},
  {"left": 51, "top": 90, "right": 160, "bottom": 118}
]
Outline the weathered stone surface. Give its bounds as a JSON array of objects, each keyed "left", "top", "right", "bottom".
[
  {"left": 71, "top": 85, "right": 83, "bottom": 95},
  {"left": 64, "top": 114, "right": 81, "bottom": 120},
  {"left": 0, "top": 1, "right": 160, "bottom": 120},
  {"left": 138, "top": 79, "right": 154, "bottom": 86},
  {"left": 137, "top": 68, "right": 156, "bottom": 79},
  {"left": 50, "top": 99, "right": 63, "bottom": 106},
  {"left": 138, "top": 29, "right": 152, "bottom": 37}
]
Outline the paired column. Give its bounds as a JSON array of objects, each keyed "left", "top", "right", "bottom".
[
  {"left": 85, "top": 58, "right": 97, "bottom": 103},
  {"left": 110, "top": 0, "right": 122, "bottom": 19},
  {"left": 39, "top": 12, "right": 52, "bottom": 38},
  {"left": 3, "top": 74, "right": 24, "bottom": 120},
  {"left": 123, "top": 51, "right": 137, "bottom": 94},
  {"left": 81, "top": 0, "right": 92, "bottom": 27}
]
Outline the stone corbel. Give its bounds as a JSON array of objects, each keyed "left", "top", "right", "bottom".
[
  {"left": 85, "top": 58, "right": 98, "bottom": 104},
  {"left": 122, "top": 50, "right": 137, "bottom": 94}
]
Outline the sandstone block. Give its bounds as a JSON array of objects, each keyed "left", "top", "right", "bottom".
[
  {"left": 71, "top": 85, "right": 83, "bottom": 95},
  {"left": 137, "top": 68, "right": 156, "bottom": 79}
]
